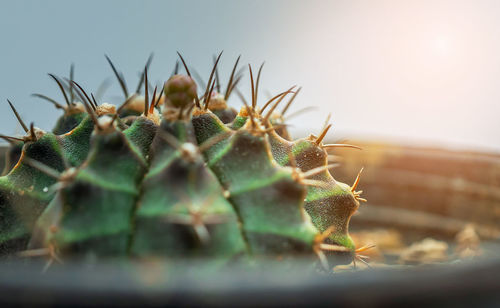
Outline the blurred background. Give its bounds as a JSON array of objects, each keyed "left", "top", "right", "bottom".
[
  {"left": 0, "top": 3, "right": 499, "bottom": 303},
  {"left": 1, "top": 0, "right": 500, "bottom": 152}
]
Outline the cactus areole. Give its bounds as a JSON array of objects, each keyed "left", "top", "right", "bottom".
[{"left": 0, "top": 53, "right": 367, "bottom": 272}]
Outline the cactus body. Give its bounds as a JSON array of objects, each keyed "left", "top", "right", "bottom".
[
  {"left": 0, "top": 133, "right": 65, "bottom": 253},
  {"left": 0, "top": 116, "right": 96, "bottom": 252},
  {"left": 267, "top": 131, "right": 358, "bottom": 250},
  {"left": 192, "top": 111, "right": 318, "bottom": 256},
  {"left": 1, "top": 141, "right": 23, "bottom": 176},
  {"left": 31, "top": 116, "right": 156, "bottom": 257},
  {"left": 0, "top": 55, "right": 365, "bottom": 270},
  {"left": 131, "top": 118, "right": 246, "bottom": 260}
]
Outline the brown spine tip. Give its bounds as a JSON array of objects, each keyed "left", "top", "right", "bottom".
[
  {"left": 225, "top": 55, "right": 241, "bottom": 100},
  {"left": 104, "top": 55, "right": 129, "bottom": 99},
  {"left": 6, "top": 99, "right": 29, "bottom": 133},
  {"left": 351, "top": 167, "right": 364, "bottom": 192},
  {"left": 315, "top": 124, "right": 332, "bottom": 146}
]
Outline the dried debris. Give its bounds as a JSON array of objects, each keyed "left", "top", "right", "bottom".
[
  {"left": 455, "top": 224, "right": 482, "bottom": 259},
  {"left": 398, "top": 238, "right": 448, "bottom": 265}
]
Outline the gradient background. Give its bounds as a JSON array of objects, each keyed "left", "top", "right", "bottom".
[{"left": 1, "top": 0, "right": 499, "bottom": 151}]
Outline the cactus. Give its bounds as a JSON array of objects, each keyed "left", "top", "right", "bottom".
[
  {"left": 131, "top": 84, "right": 246, "bottom": 260},
  {"left": 0, "top": 124, "right": 65, "bottom": 254},
  {"left": 0, "top": 53, "right": 367, "bottom": 271}
]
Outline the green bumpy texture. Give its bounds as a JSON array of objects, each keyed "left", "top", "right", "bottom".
[
  {"left": 192, "top": 112, "right": 317, "bottom": 255},
  {"left": 0, "top": 134, "right": 65, "bottom": 253},
  {"left": 31, "top": 117, "right": 156, "bottom": 257},
  {"left": 131, "top": 119, "right": 246, "bottom": 261},
  {"left": 0, "top": 59, "right": 363, "bottom": 270}
]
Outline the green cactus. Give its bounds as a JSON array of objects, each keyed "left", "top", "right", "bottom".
[
  {"left": 266, "top": 127, "right": 365, "bottom": 262},
  {"left": 31, "top": 116, "right": 156, "bottom": 258},
  {"left": 0, "top": 140, "right": 23, "bottom": 176},
  {"left": 0, "top": 54, "right": 367, "bottom": 271},
  {"left": 131, "top": 110, "right": 246, "bottom": 260},
  {"left": 0, "top": 129, "right": 65, "bottom": 253}
]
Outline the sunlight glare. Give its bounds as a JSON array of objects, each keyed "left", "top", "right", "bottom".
[{"left": 434, "top": 36, "right": 450, "bottom": 56}]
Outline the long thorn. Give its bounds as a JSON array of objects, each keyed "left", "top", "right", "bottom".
[
  {"left": 227, "top": 74, "right": 243, "bottom": 100},
  {"left": 48, "top": 74, "right": 70, "bottom": 107},
  {"left": 71, "top": 81, "right": 101, "bottom": 130},
  {"left": 176, "top": 52, "right": 200, "bottom": 108},
  {"left": 29, "top": 122, "right": 37, "bottom": 141},
  {"left": 154, "top": 85, "right": 165, "bottom": 108},
  {"left": 204, "top": 78, "right": 216, "bottom": 110},
  {"left": 191, "top": 68, "right": 207, "bottom": 89},
  {"left": 31, "top": 94, "right": 65, "bottom": 110},
  {"left": 213, "top": 55, "right": 221, "bottom": 93},
  {"left": 7, "top": 100, "right": 28, "bottom": 133},
  {"left": 149, "top": 86, "right": 157, "bottom": 115},
  {"left": 248, "top": 64, "right": 256, "bottom": 109},
  {"left": 0, "top": 134, "right": 23, "bottom": 142},
  {"left": 356, "top": 244, "right": 376, "bottom": 253},
  {"left": 225, "top": 55, "right": 242, "bottom": 100},
  {"left": 314, "top": 248, "right": 330, "bottom": 271},
  {"left": 288, "top": 151, "right": 297, "bottom": 169},
  {"left": 69, "top": 81, "right": 93, "bottom": 110},
  {"left": 302, "top": 163, "right": 339, "bottom": 178},
  {"left": 135, "top": 53, "right": 154, "bottom": 94},
  {"left": 317, "top": 225, "right": 337, "bottom": 243},
  {"left": 177, "top": 105, "right": 186, "bottom": 120},
  {"left": 301, "top": 179, "right": 330, "bottom": 188},
  {"left": 42, "top": 258, "right": 54, "bottom": 274},
  {"left": 203, "top": 51, "right": 223, "bottom": 102},
  {"left": 260, "top": 88, "right": 295, "bottom": 114},
  {"left": 17, "top": 248, "right": 50, "bottom": 258},
  {"left": 262, "top": 123, "right": 289, "bottom": 133},
  {"left": 0, "top": 136, "right": 15, "bottom": 144},
  {"left": 185, "top": 102, "right": 196, "bottom": 117},
  {"left": 23, "top": 157, "right": 61, "bottom": 179},
  {"left": 281, "top": 87, "right": 302, "bottom": 116},
  {"left": 322, "top": 144, "right": 362, "bottom": 150},
  {"left": 356, "top": 255, "right": 372, "bottom": 268},
  {"left": 255, "top": 62, "right": 265, "bottom": 107},
  {"left": 95, "top": 78, "right": 112, "bottom": 101},
  {"left": 105, "top": 55, "right": 129, "bottom": 99},
  {"left": 234, "top": 88, "right": 249, "bottom": 107},
  {"left": 144, "top": 66, "right": 149, "bottom": 116},
  {"left": 322, "top": 113, "right": 332, "bottom": 133},
  {"left": 263, "top": 86, "right": 296, "bottom": 123},
  {"left": 283, "top": 106, "right": 317, "bottom": 121},
  {"left": 69, "top": 64, "right": 75, "bottom": 104},
  {"left": 320, "top": 243, "right": 351, "bottom": 252},
  {"left": 198, "top": 131, "right": 232, "bottom": 153},
  {"left": 176, "top": 52, "right": 192, "bottom": 76},
  {"left": 156, "top": 128, "right": 182, "bottom": 150},
  {"left": 243, "top": 95, "right": 256, "bottom": 129},
  {"left": 171, "top": 60, "right": 180, "bottom": 77},
  {"left": 315, "top": 124, "right": 332, "bottom": 145},
  {"left": 194, "top": 223, "right": 211, "bottom": 245},
  {"left": 90, "top": 93, "right": 99, "bottom": 109},
  {"left": 111, "top": 94, "right": 137, "bottom": 126},
  {"left": 351, "top": 167, "right": 364, "bottom": 192}
]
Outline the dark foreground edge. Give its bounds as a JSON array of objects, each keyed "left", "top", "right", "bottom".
[{"left": 0, "top": 258, "right": 499, "bottom": 307}]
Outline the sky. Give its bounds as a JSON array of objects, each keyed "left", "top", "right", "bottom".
[{"left": 1, "top": 0, "right": 500, "bottom": 152}]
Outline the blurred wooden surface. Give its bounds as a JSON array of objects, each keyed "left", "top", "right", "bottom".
[{"left": 331, "top": 141, "right": 500, "bottom": 240}]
